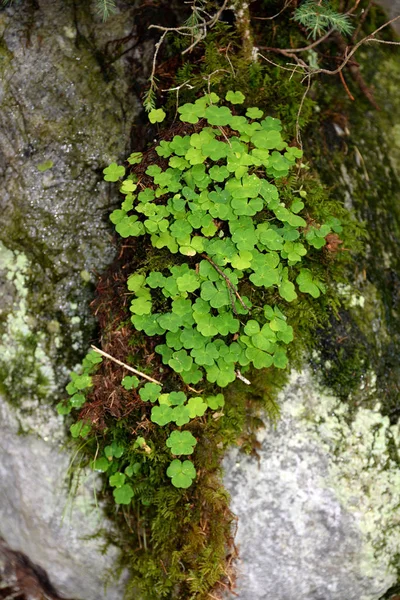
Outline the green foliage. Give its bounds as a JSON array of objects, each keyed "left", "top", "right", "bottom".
[
  {"left": 103, "top": 162, "right": 125, "bottom": 182},
  {"left": 293, "top": 0, "right": 353, "bottom": 39},
  {"left": 149, "top": 108, "right": 166, "bottom": 124},
  {"left": 95, "top": 0, "right": 116, "bottom": 21},
  {"left": 57, "top": 349, "right": 103, "bottom": 417},
  {"left": 166, "top": 459, "right": 196, "bottom": 488},
  {"left": 97, "top": 92, "right": 343, "bottom": 491},
  {"left": 37, "top": 160, "right": 53, "bottom": 172},
  {"left": 62, "top": 66, "right": 356, "bottom": 594}
]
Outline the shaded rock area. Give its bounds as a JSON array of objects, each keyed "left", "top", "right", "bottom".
[
  {"left": 223, "top": 26, "right": 400, "bottom": 600},
  {"left": 0, "top": 0, "right": 143, "bottom": 598}
]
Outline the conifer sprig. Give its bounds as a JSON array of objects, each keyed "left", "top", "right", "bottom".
[
  {"left": 96, "top": 0, "right": 117, "bottom": 21},
  {"left": 293, "top": 0, "right": 353, "bottom": 39}
]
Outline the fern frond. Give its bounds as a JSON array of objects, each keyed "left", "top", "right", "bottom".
[{"left": 293, "top": 0, "right": 353, "bottom": 39}]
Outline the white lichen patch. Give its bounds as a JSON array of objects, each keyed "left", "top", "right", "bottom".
[
  {"left": 0, "top": 242, "right": 64, "bottom": 439},
  {"left": 281, "top": 370, "right": 400, "bottom": 583}
]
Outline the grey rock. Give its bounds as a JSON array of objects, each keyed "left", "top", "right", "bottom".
[
  {"left": 224, "top": 370, "right": 400, "bottom": 600},
  {"left": 0, "top": 398, "right": 124, "bottom": 600},
  {"left": 0, "top": 0, "right": 140, "bottom": 403},
  {"left": 0, "top": 0, "right": 141, "bottom": 597}
]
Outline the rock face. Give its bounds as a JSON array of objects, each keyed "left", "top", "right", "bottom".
[
  {"left": 224, "top": 370, "right": 400, "bottom": 600},
  {"left": 0, "top": 397, "right": 124, "bottom": 600},
  {"left": 0, "top": 1, "right": 140, "bottom": 597},
  {"left": 223, "top": 27, "right": 400, "bottom": 600}
]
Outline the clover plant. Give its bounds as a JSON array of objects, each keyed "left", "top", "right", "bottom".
[{"left": 65, "top": 90, "right": 343, "bottom": 494}]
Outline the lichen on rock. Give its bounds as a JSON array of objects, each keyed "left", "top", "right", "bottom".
[{"left": 224, "top": 369, "right": 400, "bottom": 600}]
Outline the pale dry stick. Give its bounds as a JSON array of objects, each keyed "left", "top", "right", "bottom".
[
  {"left": 236, "top": 370, "right": 251, "bottom": 385},
  {"left": 148, "top": 0, "right": 229, "bottom": 59},
  {"left": 183, "top": 0, "right": 229, "bottom": 54},
  {"left": 222, "top": 41, "right": 236, "bottom": 78},
  {"left": 203, "top": 68, "right": 230, "bottom": 95},
  {"left": 260, "top": 0, "right": 363, "bottom": 55},
  {"left": 258, "top": 52, "right": 306, "bottom": 74},
  {"left": 368, "top": 39, "right": 400, "bottom": 46},
  {"left": 161, "top": 80, "right": 195, "bottom": 119},
  {"left": 91, "top": 345, "right": 163, "bottom": 386},
  {"left": 217, "top": 125, "right": 233, "bottom": 147},
  {"left": 269, "top": 27, "right": 335, "bottom": 53}
]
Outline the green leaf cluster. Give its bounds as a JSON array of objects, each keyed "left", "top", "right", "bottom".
[
  {"left": 57, "top": 349, "right": 102, "bottom": 429},
  {"left": 93, "top": 92, "right": 342, "bottom": 490}
]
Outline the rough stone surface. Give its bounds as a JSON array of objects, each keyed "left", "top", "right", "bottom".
[
  {"left": 224, "top": 370, "right": 400, "bottom": 600},
  {"left": 0, "top": 0, "right": 140, "bottom": 403},
  {"left": 0, "top": 1, "right": 140, "bottom": 597},
  {"left": 0, "top": 397, "right": 124, "bottom": 600}
]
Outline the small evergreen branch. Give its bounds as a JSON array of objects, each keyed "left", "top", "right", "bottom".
[
  {"left": 96, "top": 0, "right": 117, "bottom": 22},
  {"left": 293, "top": 0, "right": 353, "bottom": 39}
]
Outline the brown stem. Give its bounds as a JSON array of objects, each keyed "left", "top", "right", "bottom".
[{"left": 201, "top": 254, "right": 251, "bottom": 313}]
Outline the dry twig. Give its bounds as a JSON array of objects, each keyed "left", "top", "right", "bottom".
[{"left": 91, "top": 346, "right": 163, "bottom": 385}]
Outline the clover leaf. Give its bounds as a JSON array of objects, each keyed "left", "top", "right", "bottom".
[
  {"left": 120, "top": 179, "right": 137, "bottom": 194},
  {"left": 168, "top": 350, "right": 193, "bottom": 373},
  {"left": 151, "top": 404, "right": 174, "bottom": 426},
  {"left": 109, "top": 472, "right": 126, "bottom": 488},
  {"left": 209, "top": 165, "right": 229, "bottom": 182},
  {"left": 187, "top": 396, "right": 208, "bottom": 418},
  {"left": 167, "top": 459, "right": 196, "bottom": 488},
  {"left": 178, "top": 102, "right": 205, "bottom": 124},
  {"left": 56, "top": 401, "right": 71, "bottom": 415},
  {"left": 172, "top": 405, "right": 191, "bottom": 426},
  {"left": 103, "top": 163, "right": 125, "bottom": 182},
  {"left": 296, "top": 269, "right": 325, "bottom": 298},
  {"left": 105, "top": 442, "right": 125, "bottom": 458},
  {"left": 149, "top": 108, "right": 166, "bottom": 124},
  {"left": 225, "top": 90, "right": 245, "bottom": 104},
  {"left": 122, "top": 375, "right": 139, "bottom": 390},
  {"left": 205, "top": 393, "right": 225, "bottom": 410},
  {"left": 169, "top": 391, "right": 187, "bottom": 405},
  {"left": 91, "top": 457, "right": 110, "bottom": 472},
  {"left": 166, "top": 430, "right": 197, "bottom": 455},
  {"left": 176, "top": 271, "right": 200, "bottom": 293},
  {"left": 204, "top": 105, "right": 232, "bottom": 126},
  {"left": 130, "top": 296, "right": 152, "bottom": 315},
  {"left": 278, "top": 279, "right": 298, "bottom": 302},
  {"left": 70, "top": 420, "right": 91, "bottom": 438},
  {"left": 127, "top": 152, "right": 143, "bottom": 165},
  {"left": 156, "top": 140, "right": 173, "bottom": 158},
  {"left": 246, "top": 107, "right": 263, "bottom": 119},
  {"left": 113, "top": 484, "right": 134, "bottom": 504},
  {"left": 139, "top": 383, "right": 162, "bottom": 402}
]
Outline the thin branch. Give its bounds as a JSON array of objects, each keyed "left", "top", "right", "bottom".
[
  {"left": 201, "top": 254, "right": 251, "bottom": 313},
  {"left": 296, "top": 73, "right": 311, "bottom": 148},
  {"left": 253, "top": 0, "right": 292, "bottom": 21},
  {"left": 236, "top": 370, "right": 251, "bottom": 385},
  {"left": 272, "top": 28, "right": 334, "bottom": 53},
  {"left": 258, "top": 52, "right": 305, "bottom": 74},
  {"left": 149, "top": 0, "right": 229, "bottom": 56},
  {"left": 368, "top": 39, "right": 400, "bottom": 46},
  {"left": 313, "top": 14, "right": 400, "bottom": 76},
  {"left": 351, "top": 0, "right": 373, "bottom": 41},
  {"left": 90, "top": 346, "right": 163, "bottom": 385},
  {"left": 339, "top": 69, "right": 355, "bottom": 101}
]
